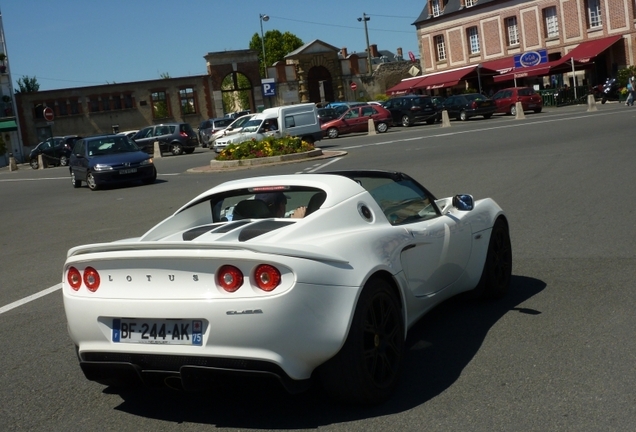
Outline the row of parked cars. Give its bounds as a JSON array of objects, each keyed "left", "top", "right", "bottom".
[
  {"left": 310, "top": 86, "right": 544, "bottom": 139},
  {"left": 29, "top": 122, "right": 200, "bottom": 170}
]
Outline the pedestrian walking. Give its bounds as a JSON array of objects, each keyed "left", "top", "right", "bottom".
[{"left": 626, "top": 74, "right": 635, "bottom": 106}]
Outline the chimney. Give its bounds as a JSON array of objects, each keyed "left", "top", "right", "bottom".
[
  {"left": 341, "top": 47, "right": 348, "bottom": 58},
  {"left": 370, "top": 44, "right": 380, "bottom": 58},
  {"left": 397, "top": 47, "right": 403, "bottom": 58}
]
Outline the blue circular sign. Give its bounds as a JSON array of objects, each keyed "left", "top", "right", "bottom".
[{"left": 519, "top": 51, "right": 541, "bottom": 67}]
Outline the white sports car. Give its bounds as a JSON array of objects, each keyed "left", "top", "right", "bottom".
[{"left": 63, "top": 170, "right": 511, "bottom": 404}]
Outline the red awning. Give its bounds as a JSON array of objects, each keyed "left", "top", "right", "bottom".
[
  {"left": 562, "top": 35, "right": 622, "bottom": 63},
  {"left": 385, "top": 76, "right": 428, "bottom": 96},
  {"left": 481, "top": 57, "right": 515, "bottom": 74},
  {"left": 415, "top": 65, "right": 478, "bottom": 90},
  {"left": 492, "top": 59, "right": 569, "bottom": 83}
]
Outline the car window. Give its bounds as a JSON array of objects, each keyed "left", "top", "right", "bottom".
[
  {"left": 137, "top": 127, "right": 153, "bottom": 139},
  {"left": 353, "top": 176, "right": 438, "bottom": 225},
  {"left": 344, "top": 109, "right": 359, "bottom": 119},
  {"left": 518, "top": 88, "right": 535, "bottom": 96},
  {"left": 200, "top": 121, "right": 211, "bottom": 129},
  {"left": 465, "top": 94, "right": 487, "bottom": 102},
  {"left": 205, "top": 186, "right": 326, "bottom": 222},
  {"left": 492, "top": 91, "right": 504, "bottom": 100},
  {"left": 215, "top": 119, "right": 233, "bottom": 128},
  {"left": 361, "top": 106, "right": 374, "bottom": 117},
  {"left": 155, "top": 126, "right": 170, "bottom": 136},
  {"left": 179, "top": 124, "right": 192, "bottom": 134}
]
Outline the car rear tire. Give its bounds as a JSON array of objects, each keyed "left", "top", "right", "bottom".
[
  {"left": 184, "top": 148, "right": 195, "bottom": 154},
  {"left": 483, "top": 114, "right": 492, "bottom": 119},
  {"left": 320, "top": 278, "right": 404, "bottom": 405},
  {"left": 534, "top": 108, "right": 542, "bottom": 113},
  {"left": 426, "top": 118, "right": 435, "bottom": 125},
  {"left": 30, "top": 158, "right": 39, "bottom": 170},
  {"left": 71, "top": 171, "right": 81, "bottom": 188},
  {"left": 327, "top": 127, "right": 339, "bottom": 139},
  {"left": 401, "top": 115, "right": 411, "bottom": 127},
  {"left": 474, "top": 218, "right": 512, "bottom": 299},
  {"left": 170, "top": 143, "right": 183, "bottom": 156},
  {"left": 510, "top": 105, "right": 517, "bottom": 116},
  {"left": 459, "top": 111, "right": 468, "bottom": 121},
  {"left": 86, "top": 172, "right": 99, "bottom": 191},
  {"left": 59, "top": 155, "right": 68, "bottom": 166},
  {"left": 376, "top": 122, "right": 388, "bottom": 133}
]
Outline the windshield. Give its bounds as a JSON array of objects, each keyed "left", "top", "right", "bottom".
[
  {"left": 241, "top": 119, "right": 264, "bottom": 133},
  {"left": 87, "top": 136, "right": 140, "bottom": 156}
]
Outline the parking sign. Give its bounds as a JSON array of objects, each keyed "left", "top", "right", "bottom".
[{"left": 262, "top": 78, "right": 276, "bottom": 97}]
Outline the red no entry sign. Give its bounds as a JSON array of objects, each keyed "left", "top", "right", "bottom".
[
  {"left": 350, "top": 82, "right": 357, "bottom": 91},
  {"left": 43, "top": 107, "right": 54, "bottom": 122}
]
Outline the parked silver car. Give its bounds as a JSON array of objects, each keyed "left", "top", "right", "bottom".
[{"left": 197, "top": 118, "right": 234, "bottom": 147}]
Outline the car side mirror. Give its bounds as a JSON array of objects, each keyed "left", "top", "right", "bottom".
[{"left": 452, "top": 194, "right": 474, "bottom": 211}]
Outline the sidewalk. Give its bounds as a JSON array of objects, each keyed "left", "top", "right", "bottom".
[{"left": 187, "top": 149, "right": 347, "bottom": 173}]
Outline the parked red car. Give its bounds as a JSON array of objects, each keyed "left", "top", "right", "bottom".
[
  {"left": 321, "top": 104, "right": 392, "bottom": 139},
  {"left": 491, "top": 87, "right": 543, "bottom": 115}
]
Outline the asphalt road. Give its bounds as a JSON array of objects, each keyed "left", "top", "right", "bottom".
[{"left": 1, "top": 103, "right": 635, "bottom": 431}]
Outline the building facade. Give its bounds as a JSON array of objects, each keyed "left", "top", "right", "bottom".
[{"left": 389, "top": 0, "right": 636, "bottom": 95}]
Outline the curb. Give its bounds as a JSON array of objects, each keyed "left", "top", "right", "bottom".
[{"left": 187, "top": 149, "right": 348, "bottom": 173}]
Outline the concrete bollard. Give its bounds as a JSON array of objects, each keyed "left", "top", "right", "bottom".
[
  {"left": 441, "top": 110, "right": 451, "bottom": 127},
  {"left": 9, "top": 155, "right": 18, "bottom": 171},
  {"left": 153, "top": 140, "right": 162, "bottom": 158},
  {"left": 586, "top": 94, "right": 598, "bottom": 112},
  {"left": 515, "top": 102, "right": 526, "bottom": 119},
  {"left": 38, "top": 153, "right": 46, "bottom": 170},
  {"left": 367, "top": 119, "right": 376, "bottom": 135}
]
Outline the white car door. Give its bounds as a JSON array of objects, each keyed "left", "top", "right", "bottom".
[{"left": 400, "top": 214, "right": 472, "bottom": 297}]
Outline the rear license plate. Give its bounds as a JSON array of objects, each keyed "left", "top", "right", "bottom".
[
  {"left": 112, "top": 319, "right": 203, "bottom": 345},
  {"left": 119, "top": 168, "right": 137, "bottom": 175}
]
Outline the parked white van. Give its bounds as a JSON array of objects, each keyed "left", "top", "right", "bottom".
[{"left": 214, "top": 103, "right": 322, "bottom": 151}]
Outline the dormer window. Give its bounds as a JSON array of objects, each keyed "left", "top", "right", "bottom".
[{"left": 432, "top": 0, "right": 442, "bottom": 17}]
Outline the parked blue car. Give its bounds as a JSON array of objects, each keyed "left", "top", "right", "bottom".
[{"left": 69, "top": 134, "right": 156, "bottom": 191}]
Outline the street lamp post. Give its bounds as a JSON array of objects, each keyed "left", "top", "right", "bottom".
[
  {"left": 259, "top": 13, "right": 269, "bottom": 78},
  {"left": 357, "top": 13, "right": 372, "bottom": 75}
]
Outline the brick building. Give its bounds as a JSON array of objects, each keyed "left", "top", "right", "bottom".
[{"left": 387, "top": 0, "right": 635, "bottom": 95}]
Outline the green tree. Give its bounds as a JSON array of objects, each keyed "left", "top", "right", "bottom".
[
  {"left": 16, "top": 76, "right": 40, "bottom": 93},
  {"left": 249, "top": 30, "right": 304, "bottom": 77},
  {"left": 160, "top": 72, "right": 171, "bottom": 79}
]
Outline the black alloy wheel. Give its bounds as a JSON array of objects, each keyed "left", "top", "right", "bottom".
[{"left": 320, "top": 278, "right": 404, "bottom": 405}]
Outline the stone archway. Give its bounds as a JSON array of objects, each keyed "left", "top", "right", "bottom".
[
  {"left": 220, "top": 72, "right": 253, "bottom": 114},
  {"left": 307, "top": 66, "right": 334, "bottom": 104}
]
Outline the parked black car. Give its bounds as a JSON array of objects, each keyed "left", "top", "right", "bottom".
[
  {"left": 69, "top": 134, "right": 156, "bottom": 191},
  {"left": 440, "top": 93, "right": 496, "bottom": 121},
  {"left": 382, "top": 95, "right": 439, "bottom": 127},
  {"left": 132, "top": 123, "right": 198, "bottom": 155},
  {"left": 29, "top": 135, "right": 82, "bottom": 169}
]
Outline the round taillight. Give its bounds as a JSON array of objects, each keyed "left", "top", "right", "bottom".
[
  {"left": 67, "top": 267, "right": 82, "bottom": 291},
  {"left": 83, "top": 267, "right": 101, "bottom": 292},
  {"left": 217, "top": 265, "right": 243, "bottom": 292},
  {"left": 254, "top": 264, "right": 281, "bottom": 292}
]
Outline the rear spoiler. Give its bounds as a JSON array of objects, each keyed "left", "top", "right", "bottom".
[{"left": 67, "top": 241, "right": 350, "bottom": 264}]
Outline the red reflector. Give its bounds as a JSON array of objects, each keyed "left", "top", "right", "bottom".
[
  {"left": 217, "top": 265, "right": 244, "bottom": 292},
  {"left": 471, "top": 101, "right": 477, "bottom": 109},
  {"left": 254, "top": 264, "right": 281, "bottom": 292},
  {"left": 180, "top": 132, "right": 188, "bottom": 137},
  {"left": 83, "top": 267, "right": 100, "bottom": 292},
  {"left": 67, "top": 267, "right": 82, "bottom": 290}
]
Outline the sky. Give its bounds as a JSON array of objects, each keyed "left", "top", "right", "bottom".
[{"left": 0, "top": 0, "right": 425, "bottom": 92}]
